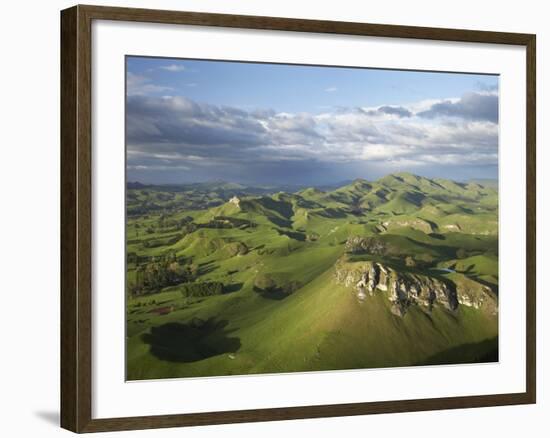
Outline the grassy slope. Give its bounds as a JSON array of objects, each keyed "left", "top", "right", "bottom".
[{"left": 127, "top": 267, "right": 497, "bottom": 379}]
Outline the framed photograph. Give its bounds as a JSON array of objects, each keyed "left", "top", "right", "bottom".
[{"left": 60, "top": 4, "right": 536, "bottom": 433}]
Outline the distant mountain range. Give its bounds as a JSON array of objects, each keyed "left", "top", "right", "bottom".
[{"left": 127, "top": 173, "right": 498, "bottom": 194}]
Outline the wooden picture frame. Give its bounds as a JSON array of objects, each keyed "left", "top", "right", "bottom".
[{"left": 61, "top": 4, "right": 536, "bottom": 433}]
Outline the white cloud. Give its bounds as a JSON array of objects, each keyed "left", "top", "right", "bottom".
[
  {"left": 159, "top": 64, "right": 186, "bottom": 72},
  {"left": 126, "top": 72, "right": 173, "bottom": 96},
  {"left": 325, "top": 87, "right": 338, "bottom": 92}
]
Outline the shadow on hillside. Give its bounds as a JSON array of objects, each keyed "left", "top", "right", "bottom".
[
  {"left": 416, "top": 337, "right": 498, "bottom": 366},
  {"left": 141, "top": 319, "right": 240, "bottom": 363},
  {"left": 197, "top": 261, "right": 218, "bottom": 275},
  {"left": 258, "top": 197, "right": 294, "bottom": 218},
  {"left": 405, "top": 236, "right": 456, "bottom": 257},
  {"left": 275, "top": 228, "right": 306, "bottom": 241},
  {"left": 254, "top": 287, "right": 289, "bottom": 300},
  {"left": 404, "top": 191, "right": 426, "bottom": 206},
  {"left": 266, "top": 216, "right": 293, "bottom": 228},
  {"left": 224, "top": 282, "right": 244, "bottom": 293},
  {"left": 317, "top": 208, "right": 347, "bottom": 219}
]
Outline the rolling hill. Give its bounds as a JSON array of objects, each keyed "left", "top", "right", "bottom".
[{"left": 126, "top": 172, "right": 499, "bottom": 380}]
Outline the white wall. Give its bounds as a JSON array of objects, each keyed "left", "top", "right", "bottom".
[{"left": 0, "top": 0, "right": 546, "bottom": 436}]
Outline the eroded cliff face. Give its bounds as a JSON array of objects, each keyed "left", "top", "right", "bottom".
[{"left": 334, "top": 260, "right": 497, "bottom": 317}]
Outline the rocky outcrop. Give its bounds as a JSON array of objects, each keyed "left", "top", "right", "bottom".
[
  {"left": 334, "top": 261, "right": 495, "bottom": 317},
  {"left": 228, "top": 196, "right": 241, "bottom": 207},
  {"left": 454, "top": 276, "right": 498, "bottom": 315},
  {"left": 345, "top": 236, "right": 388, "bottom": 255},
  {"left": 443, "top": 223, "right": 461, "bottom": 231}
]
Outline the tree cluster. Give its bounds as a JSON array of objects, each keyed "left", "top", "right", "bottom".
[{"left": 129, "top": 254, "right": 197, "bottom": 296}]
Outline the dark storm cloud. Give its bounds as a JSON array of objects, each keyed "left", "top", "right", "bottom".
[
  {"left": 127, "top": 95, "right": 269, "bottom": 147},
  {"left": 417, "top": 92, "right": 498, "bottom": 123}
]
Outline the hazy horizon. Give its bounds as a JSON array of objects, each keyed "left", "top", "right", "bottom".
[
  {"left": 127, "top": 172, "right": 498, "bottom": 189},
  {"left": 126, "top": 57, "right": 499, "bottom": 185}
]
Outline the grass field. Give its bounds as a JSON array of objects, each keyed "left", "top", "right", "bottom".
[{"left": 126, "top": 172, "right": 499, "bottom": 380}]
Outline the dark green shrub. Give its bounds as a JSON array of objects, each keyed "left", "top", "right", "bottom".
[
  {"left": 253, "top": 274, "right": 277, "bottom": 292},
  {"left": 253, "top": 273, "right": 302, "bottom": 298},
  {"left": 180, "top": 282, "right": 224, "bottom": 297}
]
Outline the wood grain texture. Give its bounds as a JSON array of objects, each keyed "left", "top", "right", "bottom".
[
  {"left": 60, "top": 5, "right": 78, "bottom": 432},
  {"left": 61, "top": 5, "right": 94, "bottom": 432},
  {"left": 78, "top": 4, "right": 534, "bottom": 44},
  {"left": 79, "top": 392, "right": 534, "bottom": 433},
  {"left": 525, "top": 34, "right": 536, "bottom": 404},
  {"left": 60, "top": 4, "right": 537, "bottom": 433}
]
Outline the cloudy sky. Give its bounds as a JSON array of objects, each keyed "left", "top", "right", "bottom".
[{"left": 126, "top": 56, "right": 499, "bottom": 186}]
